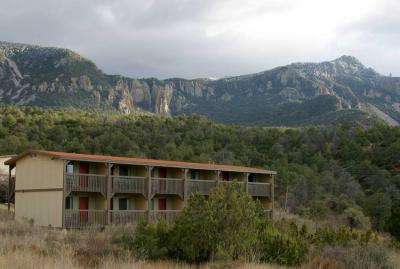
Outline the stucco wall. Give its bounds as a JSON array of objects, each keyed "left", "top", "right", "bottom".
[
  {"left": 152, "top": 167, "right": 183, "bottom": 178},
  {"left": 151, "top": 196, "right": 183, "bottom": 210},
  {"left": 15, "top": 154, "right": 64, "bottom": 190},
  {"left": 113, "top": 194, "right": 147, "bottom": 210},
  {"left": 252, "top": 173, "right": 272, "bottom": 183},
  {"left": 69, "top": 193, "right": 107, "bottom": 210},
  {"left": 197, "top": 170, "right": 218, "bottom": 180},
  {"left": 113, "top": 164, "right": 148, "bottom": 177},
  {"left": 15, "top": 191, "right": 63, "bottom": 227}
]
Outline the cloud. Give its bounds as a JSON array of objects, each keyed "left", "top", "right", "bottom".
[{"left": 0, "top": 0, "right": 398, "bottom": 78}]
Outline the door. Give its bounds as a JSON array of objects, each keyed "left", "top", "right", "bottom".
[
  {"left": 158, "top": 198, "right": 167, "bottom": 219},
  {"left": 222, "top": 172, "right": 229, "bottom": 181},
  {"left": 79, "top": 163, "right": 89, "bottom": 188},
  {"left": 158, "top": 198, "right": 167, "bottom": 210},
  {"left": 158, "top": 168, "right": 167, "bottom": 192},
  {"left": 79, "top": 197, "right": 89, "bottom": 224}
]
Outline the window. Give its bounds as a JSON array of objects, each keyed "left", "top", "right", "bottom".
[
  {"left": 248, "top": 174, "right": 256, "bottom": 183},
  {"left": 65, "top": 196, "right": 73, "bottom": 209},
  {"left": 221, "top": 172, "right": 230, "bottom": 181},
  {"left": 119, "top": 198, "right": 129, "bottom": 210},
  {"left": 191, "top": 170, "right": 200, "bottom": 180},
  {"left": 66, "top": 163, "right": 74, "bottom": 174},
  {"left": 119, "top": 166, "right": 129, "bottom": 176}
]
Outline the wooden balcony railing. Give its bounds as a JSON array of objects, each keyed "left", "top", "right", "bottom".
[
  {"left": 149, "top": 210, "right": 181, "bottom": 223},
  {"left": 110, "top": 210, "right": 147, "bottom": 225},
  {"left": 187, "top": 180, "right": 217, "bottom": 195},
  {"left": 64, "top": 210, "right": 107, "bottom": 228},
  {"left": 151, "top": 178, "right": 184, "bottom": 197},
  {"left": 247, "top": 182, "right": 272, "bottom": 197},
  {"left": 112, "top": 176, "right": 147, "bottom": 196},
  {"left": 65, "top": 173, "right": 107, "bottom": 196}
]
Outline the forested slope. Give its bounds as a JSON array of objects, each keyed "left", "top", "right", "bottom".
[{"left": 1, "top": 105, "right": 400, "bottom": 234}]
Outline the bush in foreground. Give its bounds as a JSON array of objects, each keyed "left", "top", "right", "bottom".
[
  {"left": 121, "top": 183, "right": 309, "bottom": 265},
  {"left": 121, "top": 219, "right": 171, "bottom": 260},
  {"left": 170, "top": 182, "right": 263, "bottom": 263},
  {"left": 258, "top": 223, "right": 308, "bottom": 266}
]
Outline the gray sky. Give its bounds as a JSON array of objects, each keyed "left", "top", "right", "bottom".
[{"left": 0, "top": 0, "right": 399, "bottom": 79}]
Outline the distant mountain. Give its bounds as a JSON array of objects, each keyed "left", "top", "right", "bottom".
[{"left": 1, "top": 41, "right": 400, "bottom": 126}]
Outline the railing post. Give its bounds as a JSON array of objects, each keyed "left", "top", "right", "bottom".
[{"left": 147, "top": 166, "right": 153, "bottom": 222}]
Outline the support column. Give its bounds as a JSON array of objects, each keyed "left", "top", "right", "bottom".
[
  {"left": 147, "top": 166, "right": 153, "bottom": 221},
  {"left": 62, "top": 160, "right": 68, "bottom": 228},
  {"left": 7, "top": 166, "right": 12, "bottom": 212},
  {"left": 244, "top": 173, "right": 249, "bottom": 192},
  {"left": 106, "top": 163, "right": 113, "bottom": 225},
  {"left": 271, "top": 174, "right": 275, "bottom": 220},
  {"left": 183, "top": 168, "right": 188, "bottom": 202}
]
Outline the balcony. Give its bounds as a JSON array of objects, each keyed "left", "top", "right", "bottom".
[
  {"left": 112, "top": 176, "right": 147, "bottom": 196},
  {"left": 64, "top": 210, "right": 107, "bottom": 228},
  {"left": 65, "top": 173, "right": 107, "bottom": 196},
  {"left": 111, "top": 210, "right": 147, "bottom": 225},
  {"left": 149, "top": 210, "right": 181, "bottom": 223},
  {"left": 151, "top": 178, "right": 184, "bottom": 197},
  {"left": 247, "top": 182, "right": 272, "bottom": 197},
  {"left": 187, "top": 180, "right": 217, "bottom": 195}
]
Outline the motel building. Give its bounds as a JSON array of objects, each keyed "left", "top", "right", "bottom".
[{"left": 4, "top": 150, "right": 275, "bottom": 228}]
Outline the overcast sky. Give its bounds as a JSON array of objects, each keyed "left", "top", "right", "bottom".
[{"left": 0, "top": 0, "right": 399, "bottom": 79}]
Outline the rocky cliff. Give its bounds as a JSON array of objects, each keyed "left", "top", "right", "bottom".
[{"left": 1, "top": 41, "right": 400, "bottom": 126}]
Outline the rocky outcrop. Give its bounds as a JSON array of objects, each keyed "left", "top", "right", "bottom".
[{"left": 1, "top": 41, "right": 400, "bottom": 126}]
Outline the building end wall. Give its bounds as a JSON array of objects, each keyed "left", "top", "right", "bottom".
[{"left": 15, "top": 191, "right": 63, "bottom": 228}]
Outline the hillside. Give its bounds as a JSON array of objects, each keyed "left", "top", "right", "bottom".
[
  {"left": 1, "top": 41, "right": 400, "bottom": 126},
  {"left": 1, "top": 106, "right": 400, "bottom": 234}
]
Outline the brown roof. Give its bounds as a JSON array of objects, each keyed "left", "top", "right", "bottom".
[{"left": 5, "top": 150, "right": 275, "bottom": 174}]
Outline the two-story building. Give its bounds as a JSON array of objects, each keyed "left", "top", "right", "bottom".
[{"left": 4, "top": 150, "right": 275, "bottom": 228}]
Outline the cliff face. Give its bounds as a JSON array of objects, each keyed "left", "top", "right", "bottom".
[{"left": 1, "top": 41, "right": 400, "bottom": 126}]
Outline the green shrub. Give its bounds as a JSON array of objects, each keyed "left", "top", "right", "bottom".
[
  {"left": 313, "top": 226, "right": 355, "bottom": 246},
  {"left": 384, "top": 201, "right": 400, "bottom": 241},
  {"left": 170, "top": 182, "right": 263, "bottom": 263},
  {"left": 258, "top": 222, "right": 308, "bottom": 266},
  {"left": 207, "top": 181, "right": 263, "bottom": 260},
  {"left": 320, "top": 244, "right": 393, "bottom": 269},
  {"left": 169, "top": 194, "right": 215, "bottom": 263},
  {"left": 341, "top": 207, "right": 371, "bottom": 230},
  {"left": 121, "top": 219, "right": 171, "bottom": 260},
  {"left": 313, "top": 226, "right": 375, "bottom": 247}
]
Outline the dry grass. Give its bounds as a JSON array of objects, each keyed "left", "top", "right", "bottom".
[
  {"left": 1, "top": 207, "right": 399, "bottom": 269},
  {"left": 0, "top": 208, "right": 285, "bottom": 269}
]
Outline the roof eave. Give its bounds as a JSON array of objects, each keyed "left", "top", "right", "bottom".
[
  {"left": 56, "top": 156, "right": 275, "bottom": 174},
  {"left": 6, "top": 150, "right": 277, "bottom": 175}
]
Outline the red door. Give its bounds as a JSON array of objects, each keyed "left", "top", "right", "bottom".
[
  {"left": 158, "top": 168, "right": 167, "bottom": 192},
  {"left": 158, "top": 198, "right": 167, "bottom": 210},
  {"left": 79, "top": 163, "right": 89, "bottom": 188},
  {"left": 79, "top": 197, "right": 89, "bottom": 223},
  {"left": 158, "top": 198, "right": 167, "bottom": 219}
]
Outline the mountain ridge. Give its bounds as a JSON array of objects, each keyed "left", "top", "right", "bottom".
[{"left": 1, "top": 41, "right": 399, "bottom": 126}]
